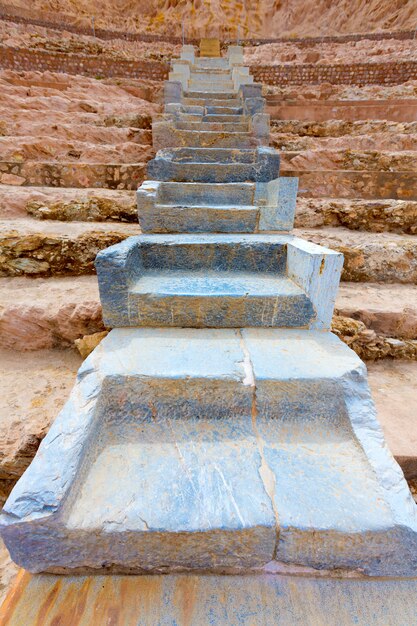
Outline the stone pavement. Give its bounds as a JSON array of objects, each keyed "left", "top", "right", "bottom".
[{"left": 1, "top": 43, "right": 416, "bottom": 578}]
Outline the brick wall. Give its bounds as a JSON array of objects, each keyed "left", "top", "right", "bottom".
[
  {"left": 1, "top": 45, "right": 417, "bottom": 86},
  {"left": 0, "top": 46, "right": 169, "bottom": 80},
  {"left": 252, "top": 62, "right": 417, "bottom": 86}
]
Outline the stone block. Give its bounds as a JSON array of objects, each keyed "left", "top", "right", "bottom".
[
  {"left": 199, "top": 38, "right": 221, "bottom": 58},
  {"left": 179, "top": 45, "right": 195, "bottom": 64},
  {"left": 257, "top": 177, "right": 298, "bottom": 231},
  {"left": 2, "top": 329, "right": 416, "bottom": 575},
  {"left": 164, "top": 80, "right": 182, "bottom": 105},
  {"left": 95, "top": 234, "right": 341, "bottom": 328},
  {"left": 146, "top": 146, "right": 280, "bottom": 183}
]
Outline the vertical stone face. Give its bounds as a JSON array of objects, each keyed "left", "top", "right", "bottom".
[{"left": 1, "top": 44, "right": 417, "bottom": 577}]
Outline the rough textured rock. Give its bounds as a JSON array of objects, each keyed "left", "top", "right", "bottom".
[
  {"left": 295, "top": 198, "right": 417, "bottom": 234},
  {"left": 0, "top": 219, "right": 138, "bottom": 277},
  {"left": 4, "top": 0, "right": 416, "bottom": 36},
  {"left": 75, "top": 330, "right": 109, "bottom": 359},
  {"left": 0, "top": 348, "right": 82, "bottom": 505},
  {"left": 0, "top": 276, "right": 105, "bottom": 350},
  {"left": 336, "top": 283, "right": 417, "bottom": 340},
  {"left": 332, "top": 315, "right": 417, "bottom": 361},
  {"left": 0, "top": 186, "right": 136, "bottom": 220},
  {"left": 297, "top": 228, "right": 417, "bottom": 283},
  {"left": 26, "top": 193, "right": 137, "bottom": 222}
]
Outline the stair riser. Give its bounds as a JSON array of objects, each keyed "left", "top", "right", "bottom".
[
  {"left": 175, "top": 122, "right": 249, "bottom": 132},
  {"left": 138, "top": 242, "right": 287, "bottom": 273},
  {"left": 203, "top": 115, "right": 245, "bottom": 122},
  {"left": 157, "top": 182, "right": 255, "bottom": 205},
  {"left": 138, "top": 205, "right": 259, "bottom": 234},
  {"left": 129, "top": 294, "right": 315, "bottom": 328},
  {"left": 151, "top": 147, "right": 258, "bottom": 164},
  {"left": 185, "top": 91, "right": 238, "bottom": 100},
  {"left": 205, "top": 106, "right": 243, "bottom": 114},
  {"left": 147, "top": 161, "right": 278, "bottom": 183},
  {"left": 153, "top": 127, "right": 259, "bottom": 150},
  {"left": 188, "top": 84, "right": 235, "bottom": 93}
]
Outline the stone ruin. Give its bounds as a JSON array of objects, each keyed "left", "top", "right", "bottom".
[{"left": 1, "top": 42, "right": 416, "bottom": 577}]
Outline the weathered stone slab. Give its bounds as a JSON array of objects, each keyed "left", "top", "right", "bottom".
[
  {"left": 137, "top": 178, "right": 297, "bottom": 233},
  {"left": 1, "top": 329, "right": 416, "bottom": 575},
  {"left": 147, "top": 147, "right": 280, "bottom": 183},
  {"left": 95, "top": 234, "right": 342, "bottom": 328},
  {"left": 152, "top": 120, "right": 261, "bottom": 150}
]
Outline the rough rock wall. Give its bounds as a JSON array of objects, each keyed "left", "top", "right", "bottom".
[{"left": 4, "top": 0, "right": 417, "bottom": 38}]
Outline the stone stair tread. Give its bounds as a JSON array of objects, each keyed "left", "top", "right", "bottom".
[
  {"left": 2, "top": 329, "right": 416, "bottom": 575},
  {"left": 0, "top": 217, "right": 138, "bottom": 236},
  {"left": 131, "top": 269, "right": 306, "bottom": 298},
  {"left": 296, "top": 226, "right": 417, "bottom": 245},
  {"left": 0, "top": 185, "right": 136, "bottom": 220},
  {"left": 157, "top": 203, "right": 256, "bottom": 210}
]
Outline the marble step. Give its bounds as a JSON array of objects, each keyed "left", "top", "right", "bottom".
[
  {"left": 96, "top": 234, "right": 341, "bottom": 329},
  {"left": 2, "top": 329, "right": 416, "bottom": 575},
  {"left": 147, "top": 147, "right": 280, "bottom": 183}
]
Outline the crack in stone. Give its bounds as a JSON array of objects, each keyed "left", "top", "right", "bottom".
[{"left": 238, "top": 329, "right": 280, "bottom": 560}]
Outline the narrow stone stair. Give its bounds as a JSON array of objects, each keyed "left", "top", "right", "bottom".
[{"left": 2, "top": 44, "right": 416, "bottom": 578}]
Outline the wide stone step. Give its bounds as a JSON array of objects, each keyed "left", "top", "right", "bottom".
[
  {"left": 296, "top": 227, "right": 417, "bottom": 283},
  {"left": 294, "top": 197, "right": 417, "bottom": 234},
  {"left": 0, "top": 185, "right": 136, "bottom": 221},
  {"left": 194, "top": 58, "right": 230, "bottom": 69},
  {"left": 96, "top": 234, "right": 341, "bottom": 329},
  {"left": 182, "top": 98, "right": 242, "bottom": 109},
  {"left": 283, "top": 170, "right": 417, "bottom": 201},
  {"left": 0, "top": 218, "right": 137, "bottom": 277},
  {"left": 0, "top": 162, "right": 146, "bottom": 190},
  {"left": 3, "top": 272, "right": 417, "bottom": 353},
  {"left": 2, "top": 329, "right": 416, "bottom": 575},
  {"left": 147, "top": 147, "right": 280, "bottom": 183},
  {"left": 2, "top": 277, "right": 417, "bottom": 352},
  {"left": 153, "top": 128, "right": 260, "bottom": 150},
  {"left": 129, "top": 269, "right": 315, "bottom": 327},
  {"left": 191, "top": 67, "right": 231, "bottom": 75}
]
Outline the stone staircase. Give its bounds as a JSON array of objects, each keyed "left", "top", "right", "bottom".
[{"left": 1, "top": 44, "right": 416, "bottom": 578}]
